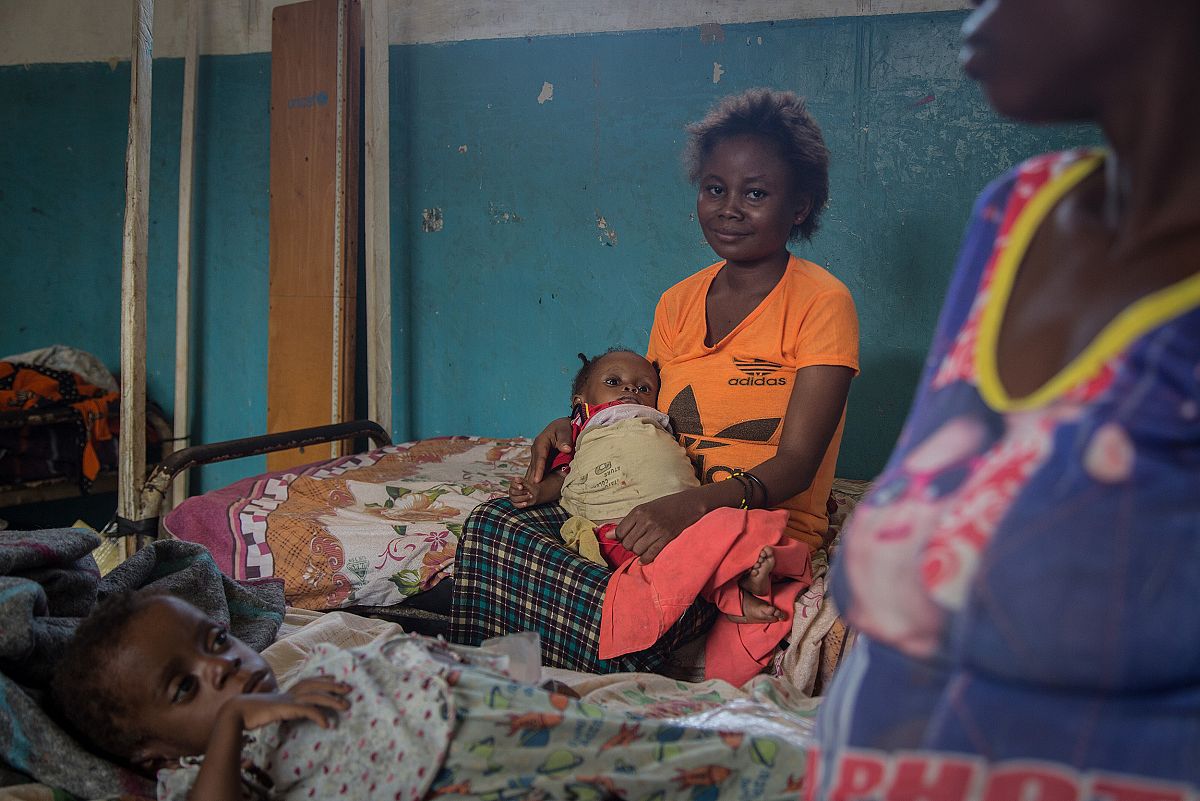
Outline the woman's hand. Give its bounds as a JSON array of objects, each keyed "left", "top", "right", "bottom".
[
  {"left": 525, "top": 418, "right": 573, "bottom": 483},
  {"left": 614, "top": 488, "right": 712, "bottom": 564},
  {"left": 616, "top": 365, "right": 855, "bottom": 564},
  {"left": 223, "top": 676, "right": 352, "bottom": 732}
]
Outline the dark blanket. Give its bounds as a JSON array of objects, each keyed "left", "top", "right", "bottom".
[{"left": 0, "top": 528, "right": 285, "bottom": 799}]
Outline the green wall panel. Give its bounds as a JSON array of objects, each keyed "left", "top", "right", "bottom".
[
  {"left": 1, "top": 11, "right": 1095, "bottom": 515},
  {"left": 0, "top": 55, "right": 271, "bottom": 495},
  {"left": 391, "top": 13, "right": 1095, "bottom": 478}
]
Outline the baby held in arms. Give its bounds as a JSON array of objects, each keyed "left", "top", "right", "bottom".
[{"left": 509, "top": 348, "right": 790, "bottom": 623}]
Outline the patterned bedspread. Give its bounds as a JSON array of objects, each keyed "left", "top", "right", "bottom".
[{"left": 163, "top": 437, "right": 530, "bottom": 610}]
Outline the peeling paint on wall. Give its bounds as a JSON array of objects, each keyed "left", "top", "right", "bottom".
[
  {"left": 3, "top": 11, "right": 1099, "bottom": 492},
  {"left": 699, "top": 23, "right": 725, "bottom": 44},
  {"left": 595, "top": 213, "right": 617, "bottom": 247},
  {"left": 489, "top": 201, "right": 523, "bottom": 224},
  {"left": 712, "top": 62, "right": 725, "bottom": 83},
  {"left": 537, "top": 81, "right": 554, "bottom": 104},
  {"left": 421, "top": 207, "right": 444, "bottom": 232}
]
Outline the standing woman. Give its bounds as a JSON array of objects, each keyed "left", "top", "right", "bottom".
[
  {"left": 452, "top": 89, "right": 859, "bottom": 674},
  {"left": 817, "top": 0, "right": 1200, "bottom": 791}
]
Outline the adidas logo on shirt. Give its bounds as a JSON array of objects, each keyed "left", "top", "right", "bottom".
[{"left": 728, "top": 358, "right": 788, "bottom": 386}]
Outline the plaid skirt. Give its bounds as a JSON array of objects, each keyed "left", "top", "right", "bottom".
[{"left": 450, "top": 499, "right": 717, "bottom": 673}]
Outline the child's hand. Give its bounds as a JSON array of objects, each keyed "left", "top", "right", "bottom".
[
  {"left": 192, "top": 678, "right": 353, "bottom": 799},
  {"left": 509, "top": 477, "right": 543, "bottom": 508},
  {"left": 510, "top": 470, "right": 564, "bottom": 509},
  {"left": 224, "top": 676, "right": 352, "bottom": 732}
]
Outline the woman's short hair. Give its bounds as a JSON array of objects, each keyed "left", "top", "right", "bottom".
[{"left": 50, "top": 591, "right": 160, "bottom": 761}]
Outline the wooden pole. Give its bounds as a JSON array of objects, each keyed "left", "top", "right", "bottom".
[
  {"left": 170, "top": 0, "right": 200, "bottom": 511},
  {"left": 364, "top": 0, "right": 392, "bottom": 436},
  {"left": 119, "top": 0, "right": 153, "bottom": 547},
  {"left": 329, "top": 0, "right": 348, "bottom": 459}
]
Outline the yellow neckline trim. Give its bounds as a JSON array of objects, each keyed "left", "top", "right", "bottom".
[{"left": 977, "top": 152, "right": 1200, "bottom": 412}]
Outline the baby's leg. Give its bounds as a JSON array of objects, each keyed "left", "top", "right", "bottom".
[{"left": 595, "top": 520, "right": 638, "bottom": 568}]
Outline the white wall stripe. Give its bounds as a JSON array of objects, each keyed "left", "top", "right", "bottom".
[{"left": 0, "top": 0, "right": 970, "bottom": 67}]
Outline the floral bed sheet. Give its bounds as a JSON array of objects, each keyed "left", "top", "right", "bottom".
[{"left": 163, "top": 436, "right": 529, "bottom": 610}]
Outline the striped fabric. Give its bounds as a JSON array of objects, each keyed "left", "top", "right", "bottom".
[{"left": 450, "top": 498, "right": 716, "bottom": 673}]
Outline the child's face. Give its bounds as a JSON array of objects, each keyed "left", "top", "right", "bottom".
[
  {"left": 696, "top": 133, "right": 810, "bottom": 269},
  {"left": 576, "top": 352, "right": 660, "bottom": 409},
  {"left": 111, "top": 596, "right": 279, "bottom": 763}
]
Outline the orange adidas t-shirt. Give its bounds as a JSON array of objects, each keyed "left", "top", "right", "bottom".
[{"left": 647, "top": 255, "right": 859, "bottom": 549}]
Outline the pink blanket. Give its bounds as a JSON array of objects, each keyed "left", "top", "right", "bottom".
[{"left": 599, "top": 507, "right": 813, "bottom": 686}]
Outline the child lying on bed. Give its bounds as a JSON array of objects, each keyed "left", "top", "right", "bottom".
[
  {"left": 51, "top": 592, "right": 807, "bottom": 800},
  {"left": 508, "top": 349, "right": 812, "bottom": 628}
]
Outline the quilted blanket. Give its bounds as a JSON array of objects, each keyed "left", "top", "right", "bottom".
[
  {"left": 164, "top": 436, "right": 530, "bottom": 610},
  {"left": 0, "top": 528, "right": 284, "bottom": 799}
]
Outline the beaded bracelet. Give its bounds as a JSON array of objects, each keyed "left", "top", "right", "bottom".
[
  {"left": 743, "top": 471, "right": 768, "bottom": 506},
  {"left": 728, "top": 472, "right": 752, "bottom": 509},
  {"left": 731, "top": 469, "right": 768, "bottom": 509}
]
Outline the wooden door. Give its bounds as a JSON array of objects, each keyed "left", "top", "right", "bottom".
[{"left": 266, "top": 0, "right": 361, "bottom": 470}]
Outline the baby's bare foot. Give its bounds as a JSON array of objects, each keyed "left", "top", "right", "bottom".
[
  {"left": 724, "top": 591, "right": 785, "bottom": 623},
  {"left": 725, "top": 548, "right": 784, "bottom": 623},
  {"left": 739, "top": 546, "right": 775, "bottom": 598}
]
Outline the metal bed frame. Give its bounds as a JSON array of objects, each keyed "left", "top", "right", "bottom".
[
  {"left": 0, "top": 405, "right": 172, "bottom": 512},
  {"left": 106, "top": 419, "right": 391, "bottom": 548},
  {"left": 104, "top": 418, "right": 455, "bottom": 633}
]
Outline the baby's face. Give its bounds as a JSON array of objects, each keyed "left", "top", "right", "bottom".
[
  {"left": 113, "top": 595, "right": 278, "bottom": 761},
  {"left": 578, "top": 352, "right": 660, "bottom": 409}
]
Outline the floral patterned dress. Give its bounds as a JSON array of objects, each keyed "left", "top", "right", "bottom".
[
  {"left": 160, "top": 635, "right": 810, "bottom": 800},
  {"left": 815, "top": 150, "right": 1200, "bottom": 793}
]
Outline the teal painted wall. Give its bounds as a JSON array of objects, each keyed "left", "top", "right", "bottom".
[
  {"left": 0, "top": 11, "right": 1094, "bottom": 511},
  {"left": 390, "top": 12, "right": 1095, "bottom": 477},
  {"left": 0, "top": 55, "right": 271, "bottom": 495}
]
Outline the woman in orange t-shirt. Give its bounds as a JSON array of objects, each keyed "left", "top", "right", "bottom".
[{"left": 451, "top": 88, "right": 859, "bottom": 674}]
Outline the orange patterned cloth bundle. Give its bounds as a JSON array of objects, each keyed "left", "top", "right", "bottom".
[{"left": 0, "top": 361, "right": 119, "bottom": 487}]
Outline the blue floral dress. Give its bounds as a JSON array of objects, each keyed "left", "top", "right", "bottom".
[{"left": 816, "top": 150, "right": 1200, "bottom": 795}]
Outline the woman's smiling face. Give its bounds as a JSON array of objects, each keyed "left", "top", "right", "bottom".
[{"left": 695, "top": 133, "right": 811, "bottom": 271}]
